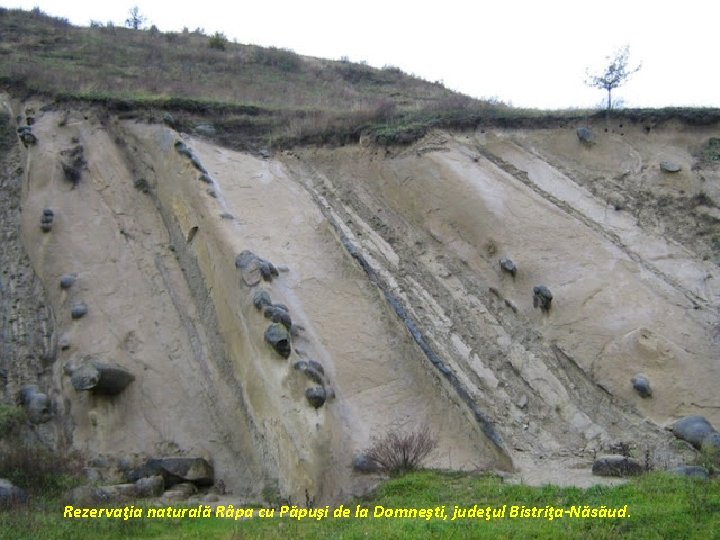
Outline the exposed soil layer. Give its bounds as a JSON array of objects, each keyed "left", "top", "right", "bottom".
[{"left": 2, "top": 98, "right": 717, "bottom": 500}]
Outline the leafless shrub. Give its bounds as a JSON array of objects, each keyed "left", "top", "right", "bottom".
[{"left": 364, "top": 426, "right": 438, "bottom": 476}]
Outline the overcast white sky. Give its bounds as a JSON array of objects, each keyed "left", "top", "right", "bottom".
[{"left": 5, "top": 0, "right": 719, "bottom": 109}]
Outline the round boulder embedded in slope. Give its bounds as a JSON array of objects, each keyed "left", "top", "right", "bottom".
[
  {"left": 20, "top": 131, "right": 37, "bottom": 147},
  {"left": 234, "top": 250, "right": 256, "bottom": 269},
  {"left": 532, "top": 285, "right": 553, "bottom": 312},
  {"left": 70, "top": 359, "right": 135, "bottom": 395},
  {"left": 60, "top": 273, "right": 77, "bottom": 289},
  {"left": 263, "top": 304, "right": 288, "bottom": 319},
  {"left": 71, "top": 302, "right": 88, "bottom": 319},
  {"left": 264, "top": 323, "right": 291, "bottom": 358},
  {"left": 40, "top": 208, "right": 54, "bottom": 232},
  {"left": 258, "top": 260, "right": 279, "bottom": 281},
  {"left": 305, "top": 386, "right": 326, "bottom": 409},
  {"left": 271, "top": 309, "right": 292, "bottom": 330},
  {"left": 292, "top": 360, "right": 325, "bottom": 385},
  {"left": 671, "top": 415, "right": 715, "bottom": 449},
  {"left": 660, "top": 161, "right": 681, "bottom": 173},
  {"left": 253, "top": 289, "right": 272, "bottom": 310},
  {"left": 499, "top": 257, "right": 517, "bottom": 278},
  {"left": 576, "top": 127, "right": 595, "bottom": 145},
  {"left": 235, "top": 250, "right": 279, "bottom": 286},
  {"left": 631, "top": 374, "right": 652, "bottom": 398}
]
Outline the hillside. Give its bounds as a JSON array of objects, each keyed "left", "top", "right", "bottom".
[
  {"left": 1, "top": 7, "right": 720, "bottom": 508},
  {"left": 0, "top": 7, "right": 503, "bottom": 151}
]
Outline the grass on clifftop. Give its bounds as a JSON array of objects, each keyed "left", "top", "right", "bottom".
[
  {"left": 0, "top": 8, "right": 476, "bottom": 116},
  {"left": 0, "top": 8, "right": 439, "bottom": 108},
  {"left": 1, "top": 470, "right": 719, "bottom": 539},
  {"left": 8, "top": 7, "right": 720, "bottom": 152}
]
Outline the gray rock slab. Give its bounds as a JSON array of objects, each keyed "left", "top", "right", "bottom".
[
  {"left": 576, "top": 127, "right": 595, "bottom": 144},
  {"left": 671, "top": 415, "right": 715, "bottom": 449},
  {"left": 70, "top": 360, "right": 135, "bottom": 395},
  {"left": 591, "top": 455, "right": 643, "bottom": 477},
  {"left": 660, "top": 161, "right": 681, "bottom": 173},
  {"left": 0, "top": 478, "right": 28, "bottom": 508},
  {"left": 145, "top": 457, "right": 214, "bottom": 487}
]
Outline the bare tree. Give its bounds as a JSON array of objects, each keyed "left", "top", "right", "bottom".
[
  {"left": 586, "top": 45, "right": 641, "bottom": 111},
  {"left": 125, "top": 6, "right": 146, "bottom": 30}
]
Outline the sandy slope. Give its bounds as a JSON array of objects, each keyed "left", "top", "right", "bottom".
[
  {"left": 181, "top": 135, "right": 507, "bottom": 491},
  {"left": 5, "top": 100, "right": 718, "bottom": 500},
  {"left": 284, "top": 126, "right": 718, "bottom": 476},
  {"left": 12, "top": 105, "right": 263, "bottom": 496}
]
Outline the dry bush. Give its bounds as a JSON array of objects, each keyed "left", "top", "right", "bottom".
[{"left": 364, "top": 426, "right": 438, "bottom": 476}]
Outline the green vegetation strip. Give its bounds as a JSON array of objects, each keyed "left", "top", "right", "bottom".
[
  {"left": 1, "top": 471, "right": 718, "bottom": 539},
  {"left": 51, "top": 92, "right": 270, "bottom": 116}
]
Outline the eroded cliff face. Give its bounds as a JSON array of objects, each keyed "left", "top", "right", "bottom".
[
  {"left": 2, "top": 95, "right": 718, "bottom": 500},
  {"left": 2, "top": 100, "right": 266, "bottom": 498}
]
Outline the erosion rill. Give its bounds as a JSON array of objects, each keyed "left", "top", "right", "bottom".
[{"left": 2, "top": 96, "right": 718, "bottom": 503}]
